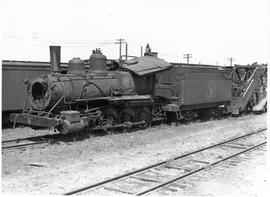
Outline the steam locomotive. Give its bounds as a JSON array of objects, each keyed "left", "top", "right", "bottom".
[{"left": 10, "top": 46, "right": 267, "bottom": 134}]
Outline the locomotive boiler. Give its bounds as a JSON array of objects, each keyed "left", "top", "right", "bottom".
[{"left": 30, "top": 49, "right": 135, "bottom": 111}]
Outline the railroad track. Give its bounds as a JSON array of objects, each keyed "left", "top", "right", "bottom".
[
  {"left": 1, "top": 134, "right": 64, "bottom": 150},
  {"left": 64, "top": 128, "right": 267, "bottom": 196},
  {"left": 1, "top": 113, "right": 258, "bottom": 150},
  {"left": 1, "top": 118, "right": 165, "bottom": 150}
]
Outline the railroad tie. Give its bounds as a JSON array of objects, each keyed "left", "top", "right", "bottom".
[
  {"left": 221, "top": 143, "right": 250, "bottom": 150},
  {"left": 190, "top": 159, "right": 210, "bottom": 165},
  {"left": 131, "top": 175, "right": 160, "bottom": 183},
  {"left": 103, "top": 186, "right": 135, "bottom": 195}
]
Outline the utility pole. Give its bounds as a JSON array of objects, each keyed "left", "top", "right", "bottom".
[
  {"left": 125, "top": 43, "right": 128, "bottom": 61},
  {"left": 115, "top": 38, "right": 126, "bottom": 61},
  {"left": 183, "top": 53, "right": 192, "bottom": 64},
  {"left": 141, "top": 46, "right": 143, "bottom": 57},
  {"left": 228, "top": 57, "right": 235, "bottom": 66}
]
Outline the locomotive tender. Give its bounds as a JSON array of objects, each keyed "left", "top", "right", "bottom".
[{"left": 10, "top": 45, "right": 267, "bottom": 134}]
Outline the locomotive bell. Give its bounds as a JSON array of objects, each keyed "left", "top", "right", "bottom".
[
  {"left": 68, "top": 58, "right": 85, "bottom": 74},
  {"left": 89, "top": 49, "right": 107, "bottom": 73}
]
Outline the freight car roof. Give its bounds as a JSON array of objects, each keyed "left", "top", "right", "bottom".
[
  {"left": 2, "top": 59, "right": 119, "bottom": 70},
  {"left": 171, "top": 62, "right": 223, "bottom": 68},
  {"left": 122, "top": 56, "right": 171, "bottom": 76}
]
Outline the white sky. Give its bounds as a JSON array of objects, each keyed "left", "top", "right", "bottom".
[{"left": 1, "top": 0, "right": 270, "bottom": 65}]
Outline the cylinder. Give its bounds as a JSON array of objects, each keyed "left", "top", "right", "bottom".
[
  {"left": 50, "top": 46, "right": 61, "bottom": 72},
  {"left": 58, "top": 119, "right": 86, "bottom": 134}
]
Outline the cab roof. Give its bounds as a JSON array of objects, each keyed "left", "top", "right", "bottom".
[{"left": 122, "top": 55, "right": 171, "bottom": 76}]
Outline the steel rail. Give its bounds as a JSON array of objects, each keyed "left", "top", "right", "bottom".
[
  {"left": 63, "top": 127, "right": 266, "bottom": 195},
  {"left": 2, "top": 136, "right": 50, "bottom": 144},
  {"left": 1, "top": 133, "right": 63, "bottom": 150},
  {"left": 2, "top": 141, "right": 49, "bottom": 150}
]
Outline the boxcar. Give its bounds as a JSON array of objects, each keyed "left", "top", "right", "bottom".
[
  {"left": 2, "top": 61, "right": 69, "bottom": 123},
  {"left": 2, "top": 61, "right": 51, "bottom": 112}
]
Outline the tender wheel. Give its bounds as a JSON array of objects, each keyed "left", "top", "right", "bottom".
[
  {"left": 103, "top": 107, "right": 118, "bottom": 126},
  {"left": 198, "top": 109, "right": 212, "bottom": 119},
  {"left": 165, "top": 112, "right": 176, "bottom": 123},
  {"left": 136, "top": 107, "right": 151, "bottom": 127},
  {"left": 119, "top": 108, "right": 135, "bottom": 123}
]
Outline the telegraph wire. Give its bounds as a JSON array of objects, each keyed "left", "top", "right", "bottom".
[
  {"left": 3, "top": 34, "right": 24, "bottom": 40},
  {"left": 3, "top": 34, "right": 117, "bottom": 47},
  {"left": 159, "top": 52, "right": 179, "bottom": 58}
]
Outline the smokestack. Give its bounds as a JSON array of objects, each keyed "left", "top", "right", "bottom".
[{"left": 50, "top": 46, "right": 61, "bottom": 72}]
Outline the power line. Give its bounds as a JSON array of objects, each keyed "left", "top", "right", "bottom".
[
  {"left": 3, "top": 34, "right": 24, "bottom": 40},
  {"left": 3, "top": 34, "right": 117, "bottom": 47},
  {"left": 159, "top": 52, "right": 179, "bottom": 58},
  {"left": 3, "top": 33, "right": 115, "bottom": 43},
  {"left": 37, "top": 38, "right": 116, "bottom": 45}
]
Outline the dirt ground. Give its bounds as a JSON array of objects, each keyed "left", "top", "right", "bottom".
[{"left": 1, "top": 113, "right": 268, "bottom": 195}]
